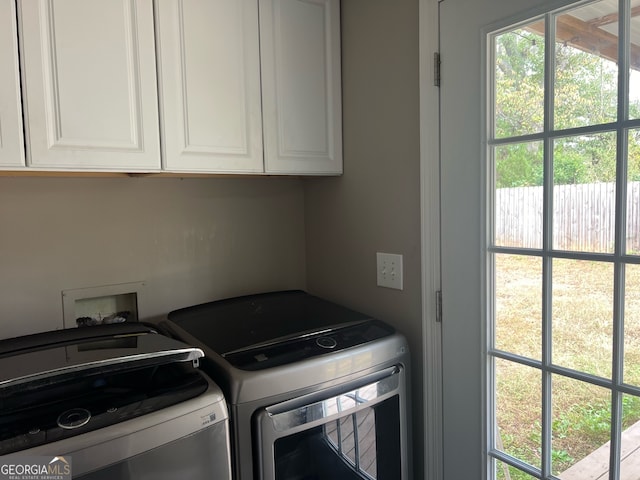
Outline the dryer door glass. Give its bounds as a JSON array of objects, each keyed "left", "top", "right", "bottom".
[
  {"left": 274, "top": 396, "right": 401, "bottom": 480},
  {"left": 255, "top": 366, "right": 407, "bottom": 480}
]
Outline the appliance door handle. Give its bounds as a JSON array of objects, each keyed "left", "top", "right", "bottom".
[{"left": 264, "top": 366, "right": 401, "bottom": 432}]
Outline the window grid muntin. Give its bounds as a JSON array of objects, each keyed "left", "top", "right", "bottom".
[{"left": 487, "top": 0, "right": 639, "bottom": 478}]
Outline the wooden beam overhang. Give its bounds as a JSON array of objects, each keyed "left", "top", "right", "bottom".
[{"left": 526, "top": 12, "right": 640, "bottom": 70}]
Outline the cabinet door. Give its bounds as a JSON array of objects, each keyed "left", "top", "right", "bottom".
[
  {"left": 156, "top": 0, "right": 263, "bottom": 173},
  {"left": 0, "top": 0, "right": 25, "bottom": 168},
  {"left": 260, "top": 0, "right": 342, "bottom": 175},
  {"left": 19, "top": 0, "right": 160, "bottom": 171}
]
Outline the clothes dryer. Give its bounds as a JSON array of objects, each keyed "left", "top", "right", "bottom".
[{"left": 161, "top": 290, "right": 411, "bottom": 480}]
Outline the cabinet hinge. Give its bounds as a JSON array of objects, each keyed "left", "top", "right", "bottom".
[
  {"left": 433, "top": 52, "right": 441, "bottom": 87},
  {"left": 436, "top": 290, "right": 443, "bottom": 323}
]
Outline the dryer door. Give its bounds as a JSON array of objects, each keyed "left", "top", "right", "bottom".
[{"left": 254, "top": 366, "right": 409, "bottom": 480}]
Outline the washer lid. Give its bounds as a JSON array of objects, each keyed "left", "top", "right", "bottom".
[
  {"left": 166, "top": 290, "right": 375, "bottom": 356},
  {"left": 0, "top": 323, "right": 204, "bottom": 390}
]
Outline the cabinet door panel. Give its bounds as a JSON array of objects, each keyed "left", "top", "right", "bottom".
[
  {"left": 0, "top": 0, "right": 25, "bottom": 167},
  {"left": 261, "top": 0, "right": 342, "bottom": 174},
  {"left": 157, "top": 0, "right": 263, "bottom": 173},
  {"left": 20, "top": 0, "right": 160, "bottom": 170}
]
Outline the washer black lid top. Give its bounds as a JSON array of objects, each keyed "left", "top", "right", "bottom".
[
  {"left": 166, "top": 290, "right": 375, "bottom": 356},
  {"left": 0, "top": 323, "right": 204, "bottom": 391}
]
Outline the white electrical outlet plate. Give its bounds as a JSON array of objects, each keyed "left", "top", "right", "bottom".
[{"left": 376, "top": 252, "right": 403, "bottom": 290}]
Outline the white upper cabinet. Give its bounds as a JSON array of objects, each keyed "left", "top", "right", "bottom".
[
  {"left": 260, "top": 0, "right": 342, "bottom": 175},
  {"left": 0, "top": 0, "right": 25, "bottom": 167},
  {"left": 156, "top": 0, "right": 263, "bottom": 173},
  {"left": 8, "top": 0, "right": 341, "bottom": 175},
  {"left": 19, "top": 0, "right": 161, "bottom": 171}
]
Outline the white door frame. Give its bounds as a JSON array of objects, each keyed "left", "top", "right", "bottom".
[{"left": 419, "top": 0, "right": 444, "bottom": 479}]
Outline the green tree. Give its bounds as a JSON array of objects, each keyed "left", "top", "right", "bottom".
[
  {"left": 495, "top": 29, "right": 545, "bottom": 139},
  {"left": 494, "top": 27, "right": 634, "bottom": 188},
  {"left": 629, "top": 129, "right": 640, "bottom": 181},
  {"left": 554, "top": 44, "right": 618, "bottom": 129},
  {"left": 495, "top": 142, "right": 543, "bottom": 188}
]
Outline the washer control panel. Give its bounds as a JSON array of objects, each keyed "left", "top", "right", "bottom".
[{"left": 224, "top": 319, "right": 394, "bottom": 370}]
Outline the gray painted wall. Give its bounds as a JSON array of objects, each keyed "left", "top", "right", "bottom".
[
  {"left": 304, "top": 0, "right": 423, "bottom": 477},
  {"left": 0, "top": 176, "right": 306, "bottom": 339}
]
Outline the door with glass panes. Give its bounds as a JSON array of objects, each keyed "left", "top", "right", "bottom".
[{"left": 440, "top": 0, "right": 640, "bottom": 478}]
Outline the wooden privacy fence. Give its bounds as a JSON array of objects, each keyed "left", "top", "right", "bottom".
[{"left": 495, "top": 181, "right": 640, "bottom": 252}]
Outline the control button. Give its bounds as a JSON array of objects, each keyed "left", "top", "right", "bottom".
[
  {"left": 316, "top": 336, "right": 338, "bottom": 349},
  {"left": 57, "top": 408, "right": 91, "bottom": 430},
  {"left": 28, "top": 428, "right": 40, "bottom": 435},
  {"left": 254, "top": 353, "right": 268, "bottom": 362}
]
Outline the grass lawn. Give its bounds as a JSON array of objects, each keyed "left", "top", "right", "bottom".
[{"left": 494, "top": 254, "right": 640, "bottom": 478}]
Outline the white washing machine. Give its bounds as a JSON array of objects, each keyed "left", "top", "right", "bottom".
[{"left": 0, "top": 323, "right": 232, "bottom": 479}]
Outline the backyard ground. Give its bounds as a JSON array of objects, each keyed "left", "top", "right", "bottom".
[{"left": 494, "top": 254, "right": 640, "bottom": 478}]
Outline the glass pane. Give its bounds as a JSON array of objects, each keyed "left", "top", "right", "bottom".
[
  {"left": 495, "top": 460, "right": 538, "bottom": 480},
  {"left": 629, "top": 66, "right": 640, "bottom": 119},
  {"left": 495, "top": 358, "right": 542, "bottom": 470},
  {"left": 631, "top": 70, "right": 640, "bottom": 120},
  {"left": 277, "top": 404, "right": 401, "bottom": 480},
  {"left": 552, "top": 375, "right": 611, "bottom": 478},
  {"left": 554, "top": 2, "right": 619, "bottom": 130},
  {"left": 629, "top": 0, "right": 640, "bottom": 120},
  {"left": 494, "top": 142, "right": 544, "bottom": 249},
  {"left": 495, "top": 254, "right": 542, "bottom": 359},
  {"left": 552, "top": 259, "right": 613, "bottom": 378},
  {"left": 620, "top": 394, "right": 640, "bottom": 479},
  {"left": 625, "top": 264, "right": 640, "bottom": 387},
  {"left": 552, "top": 133, "right": 617, "bottom": 253},
  {"left": 628, "top": 129, "right": 640, "bottom": 255},
  {"left": 494, "top": 21, "right": 545, "bottom": 138}
]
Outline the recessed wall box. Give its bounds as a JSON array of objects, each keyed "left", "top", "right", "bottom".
[{"left": 62, "top": 281, "right": 145, "bottom": 329}]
